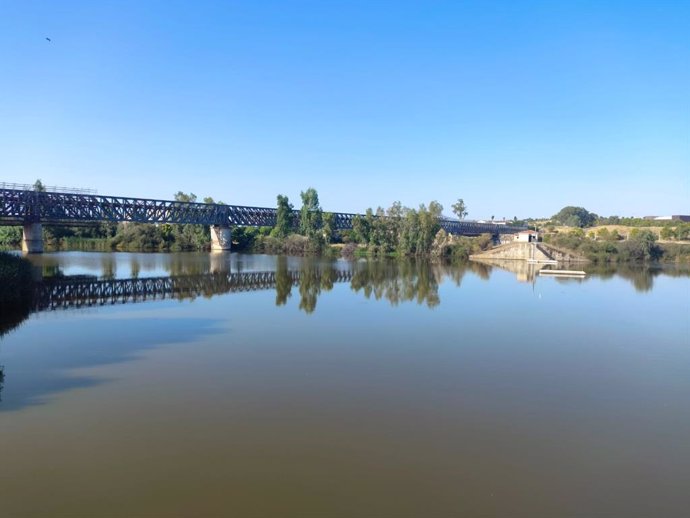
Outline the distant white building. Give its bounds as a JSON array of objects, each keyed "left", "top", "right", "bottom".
[
  {"left": 643, "top": 215, "right": 690, "bottom": 222},
  {"left": 515, "top": 230, "right": 538, "bottom": 243}
]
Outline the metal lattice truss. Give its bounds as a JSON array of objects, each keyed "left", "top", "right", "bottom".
[
  {"left": 34, "top": 270, "right": 355, "bottom": 310},
  {"left": 1, "top": 188, "right": 232, "bottom": 226},
  {"left": 1, "top": 187, "right": 525, "bottom": 234},
  {"left": 439, "top": 220, "right": 522, "bottom": 235}
]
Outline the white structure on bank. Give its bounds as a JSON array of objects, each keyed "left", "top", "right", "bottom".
[{"left": 515, "top": 230, "right": 538, "bottom": 243}]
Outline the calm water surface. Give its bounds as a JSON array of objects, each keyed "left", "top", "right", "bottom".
[{"left": 1, "top": 252, "right": 688, "bottom": 517}]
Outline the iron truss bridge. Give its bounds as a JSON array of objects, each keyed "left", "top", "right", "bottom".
[
  {"left": 1, "top": 187, "right": 525, "bottom": 235},
  {"left": 33, "top": 270, "right": 354, "bottom": 311}
]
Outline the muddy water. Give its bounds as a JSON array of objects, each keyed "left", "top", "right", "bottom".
[{"left": 1, "top": 252, "right": 688, "bottom": 517}]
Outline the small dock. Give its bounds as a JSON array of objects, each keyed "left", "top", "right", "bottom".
[{"left": 538, "top": 269, "right": 586, "bottom": 278}]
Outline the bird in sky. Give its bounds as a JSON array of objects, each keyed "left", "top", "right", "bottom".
[{"left": 45, "top": 37, "right": 51, "bottom": 42}]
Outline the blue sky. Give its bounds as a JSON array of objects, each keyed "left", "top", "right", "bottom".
[{"left": 1, "top": 0, "right": 688, "bottom": 219}]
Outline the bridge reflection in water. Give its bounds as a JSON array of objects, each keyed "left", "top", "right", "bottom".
[
  {"left": 28, "top": 258, "right": 497, "bottom": 316},
  {"left": 33, "top": 269, "right": 352, "bottom": 311}
]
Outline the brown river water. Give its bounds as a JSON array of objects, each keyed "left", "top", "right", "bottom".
[{"left": 0, "top": 252, "right": 688, "bottom": 517}]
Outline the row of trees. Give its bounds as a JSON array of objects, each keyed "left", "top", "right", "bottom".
[
  {"left": 259, "top": 190, "right": 469, "bottom": 257},
  {"left": 349, "top": 201, "right": 445, "bottom": 256}
]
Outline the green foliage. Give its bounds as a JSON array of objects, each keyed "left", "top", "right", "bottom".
[
  {"left": 271, "top": 194, "right": 294, "bottom": 238},
  {"left": 174, "top": 191, "right": 197, "bottom": 203},
  {"left": 345, "top": 200, "right": 443, "bottom": 257},
  {"left": 299, "top": 188, "right": 322, "bottom": 239},
  {"left": 544, "top": 228, "right": 670, "bottom": 263},
  {"left": 322, "top": 212, "right": 335, "bottom": 244},
  {"left": 432, "top": 232, "right": 493, "bottom": 261},
  {"left": 231, "top": 227, "right": 259, "bottom": 251},
  {"left": 594, "top": 228, "right": 622, "bottom": 242},
  {"left": 33, "top": 179, "right": 45, "bottom": 192},
  {"left": 679, "top": 223, "right": 690, "bottom": 241},
  {"left": 0, "top": 226, "right": 22, "bottom": 247},
  {"left": 660, "top": 226, "right": 676, "bottom": 240},
  {"left": 451, "top": 198, "right": 468, "bottom": 220},
  {"left": 553, "top": 206, "right": 597, "bottom": 228}
]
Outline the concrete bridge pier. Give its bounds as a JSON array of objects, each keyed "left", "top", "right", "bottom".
[
  {"left": 22, "top": 223, "right": 44, "bottom": 254},
  {"left": 210, "top": 225, "right": 232, "bottom": 252}
]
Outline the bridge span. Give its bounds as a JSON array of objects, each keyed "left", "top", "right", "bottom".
[{"left": 0, "top": 187, "right": 525, "bottom": 252}]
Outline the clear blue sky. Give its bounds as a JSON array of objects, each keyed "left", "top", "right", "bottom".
[{"left": 1, "top": 0, "right": 688, "bottom": 219}]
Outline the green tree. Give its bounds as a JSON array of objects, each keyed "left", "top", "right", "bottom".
[
  {"left": 272, "top": 194, "right": 294, "bottom": 238},
  {"left": 677, "top": 223, "right": 690, "bottom": 240},
  {"left": 619, "top": 229, "right": 661, "bottom": 261},
  {"left": 660, "top": 226, "right": 675, "bottom": 240},
  {"left": 451, "top": 199, "right": 468, "bottom": 220},
  {"left": 174, "top": 191, "right": 197, "bottom": 203},
  {"left": 553, "top": 206, "right": 597, "bottom": 228},
  {"left": 33, "top": 179, "right": 46, "bottom": 192},
  {"left": 416, "top": 201, "right": 443, "bottom": 254},
  {"left": 322, "top": 212, "right": 335, "bottom": 244},
  {"left": 399, "top": 208, "right": 420, "bottom": 255},
  {"left": 172, "top": 191, "right": 207, "bottom": 249},
  {"left": 299, "top": 188, "right": 323, "bottom": 240},
  {"left": 352, "top": 210, "right": 373, "bottom": 244}
]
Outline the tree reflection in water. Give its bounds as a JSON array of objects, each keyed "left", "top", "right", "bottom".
[{"left": 274, "top": 256, "right": 292, "bottom": 306}]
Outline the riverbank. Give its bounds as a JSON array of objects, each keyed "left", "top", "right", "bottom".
[{"left": 542, "top": 229, "right": 690, "bottom": 263}]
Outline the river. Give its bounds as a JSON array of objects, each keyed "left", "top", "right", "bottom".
[{"left": 1, "top": 251, "right": 688, "bottom": 517}]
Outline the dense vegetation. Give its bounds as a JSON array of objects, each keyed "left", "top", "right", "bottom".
[{"left": 543, "top": 228, "right": 690, "bottom": 263}]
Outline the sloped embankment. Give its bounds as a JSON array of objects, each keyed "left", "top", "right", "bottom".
[{"left": 469, "top": 242, "right": 587, "bottom": 262}]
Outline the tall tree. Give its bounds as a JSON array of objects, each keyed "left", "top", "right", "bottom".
[
  {"left": 33, "top": 179, "right": 45, "bottom": 192},
  {"left": 299, "top": 187, "right": 322, "bottom": 240},
  {"left": 322, "top": 212, "right": 335, "bottom": 244},
  {"left": 451, "top": 198, "right": 468, "bottom": 220},
  {"left": 272, "top": 194, "right": 294, "bottom": 238}
]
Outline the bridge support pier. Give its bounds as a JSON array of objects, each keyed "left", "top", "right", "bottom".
[
  {"left": 210, "top": 225, "right": 232, "bottom": 252},
  {"left": 22, "top": 223, "right": 44, "bottom": 254}
]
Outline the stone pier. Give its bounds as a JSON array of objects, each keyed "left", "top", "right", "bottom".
[
  {"left": 210, "top": 225, "right": 232, "bottom": 252},
  {"left": 22, "top": 223, "right": 44, "bottom": 254}
]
